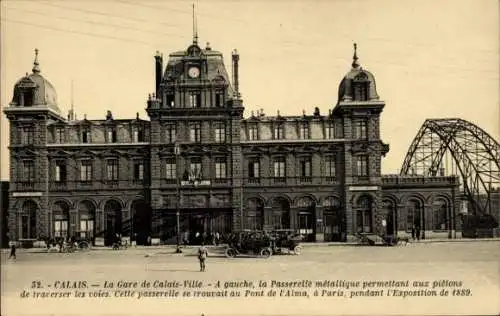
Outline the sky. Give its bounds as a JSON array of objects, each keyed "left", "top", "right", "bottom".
[{"left": 1, "top": 0, "right": 499, "bottom": 180}]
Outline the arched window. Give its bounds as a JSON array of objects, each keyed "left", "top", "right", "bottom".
[
  {"left": 53, "top": 201, "right": 70, "bottom": 238},
  {"left": 270, "top": 197, "right": 290, "bottom": 229},
  {"left": 78, "top": 201, "right": 96, "bottom": 239},
  {"left": 353, "top": 72, "right": 370, "bottom": 101},
  {"left": 406, "top": 199, "right": 423, "bottom": 231}
]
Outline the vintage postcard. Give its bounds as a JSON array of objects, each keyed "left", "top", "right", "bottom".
[{"left": 1, "top": 0, "right": 499, "bottom": 315}]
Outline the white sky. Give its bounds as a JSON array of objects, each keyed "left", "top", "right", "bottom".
[{"left": 1, "top": 0, "right": 499, "bottom": 180}]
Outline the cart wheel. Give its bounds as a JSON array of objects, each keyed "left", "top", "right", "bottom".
[
  {"left": 260, "top": 248, "right": 271, "bottom": 258},
  {"left": 225, "top": 248, "right": 236, "bottom": 258},
  {"left": 293, "top": 246, "right": 302, "bottom": 255},
  {"left": 79, "top": 241, "right": 90, "bottom": 250}
]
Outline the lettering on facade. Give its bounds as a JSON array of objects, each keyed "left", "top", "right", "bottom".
[
  {"left": 348, "top": 186, "right": 379, "bottom": 192},
  {"left": 12, "top": 192, "right": 43, "bottom": 197}
]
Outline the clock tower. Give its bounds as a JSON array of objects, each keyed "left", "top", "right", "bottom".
[{"left": 146, "top": 31, "right": 245, "bottom": 238}]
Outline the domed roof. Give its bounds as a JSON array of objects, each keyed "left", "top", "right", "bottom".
[
  {"left": 337, "top": 44, "right": 380, "bottom": 103},
  {"left": 10, "top": 49, "right": 61, "bottom": 114}
]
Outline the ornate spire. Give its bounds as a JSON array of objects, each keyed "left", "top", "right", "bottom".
[
  {"left": 32, "top": 48, "right": 41, "bottom": 73},
  {"left": 192, "top": 3, "right": 198, "bottom": 45},
  {"left": 352, "top": 43, "right": 360, "bottom": 69}
]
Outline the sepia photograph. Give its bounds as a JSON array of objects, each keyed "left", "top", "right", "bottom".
[{"left": 1, "top": 0, "right": 499, "bottom": 315}]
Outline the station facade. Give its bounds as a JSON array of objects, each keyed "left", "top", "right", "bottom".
[{"left": 4, "top": 37, "right": 460, "bottom": 245}]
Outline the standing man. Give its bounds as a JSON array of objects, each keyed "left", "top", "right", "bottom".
[
  {"left": 8, "top": 242, "right": 16, "bottom": 260},
  {"left": 197, "top": 242, "right": 208, "bottom": 272}
]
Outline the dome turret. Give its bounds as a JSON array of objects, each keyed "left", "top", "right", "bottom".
[
  {"left": 10, "top": 49, "right": 61, "bottom": 114},
  {"left": 337, "top": 43, "right": 380, "bottom": 103}
]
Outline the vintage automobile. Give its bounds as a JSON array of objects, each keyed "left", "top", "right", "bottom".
[
  {"left": 224, "top": 230, "right": 273, "bottom": 258},
  {"left": 269, "top": 229, "right": 303, "bottom": 255}
]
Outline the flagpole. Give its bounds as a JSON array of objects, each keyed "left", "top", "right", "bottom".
[{"left": 175, "top": 142, "right": 182, "bottom": 253}]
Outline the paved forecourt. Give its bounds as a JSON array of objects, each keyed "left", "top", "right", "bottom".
[{"left": 2, "top": 241, "right": 499, "bottom": 316}]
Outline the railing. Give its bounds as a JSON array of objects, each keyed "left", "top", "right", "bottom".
[{"left": 382, "top": 175, "right": 459, "bottom": 186}]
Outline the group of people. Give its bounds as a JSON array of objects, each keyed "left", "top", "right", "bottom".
[{"left": 182, "top": 231, "right": 222, "bottom": 246}]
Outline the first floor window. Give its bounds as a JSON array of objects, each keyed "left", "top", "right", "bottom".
[
  {"left": 189, "top": 158, "right": 202, "bottom": 180},
  {"left": 134, "top": 161, "right": 144, "bottom": 180},
  {"left": 248, "top": 160, "right": 260, "bottom": 178},
  {"left": 21, "top": 126, "right": 35, "bottom": 145},
  {"left": 273, "top": 157, "right": 286, "bottom": 178},
  {"left": 214, "top": 123, "right": 226, "bottom": 143},
  {"left": 325, "top": 157, "right": 336, "bottom": 178},
  {"left": 215, "top": 158, "right": 227, "bottom": 179},
  {"left": 190, "top": 123, "right": 201, "bottom": 143},
  {"left": 55, "top": 161, "right": 67, "bottom": 182},
  {"left": 106, "top": 159, "right": 119, "bottom": 181},
  {"left": 356, "top": 155, "right": 368, "bottom": 177},
  {"left": 80, "top": 160, "right": 92, "bottom": 182},
  {"left": 22, "top": 160, "right": 35, "bottom": 183},
  {"left": 353, "top": 119, "right": 368, "bottom": 139},
  {"left": 299, "top": 158, "right": 312, "bottom": 178},
  {"left": 165, "top": 125, "right": 176, "bottom": 143},
  {"left": 165, "top": 159, "right": 177, "bottom": 179}
]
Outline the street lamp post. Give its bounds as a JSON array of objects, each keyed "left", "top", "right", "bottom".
[{"left": 175, "top": 143, "right": 182, "bottom": 253}]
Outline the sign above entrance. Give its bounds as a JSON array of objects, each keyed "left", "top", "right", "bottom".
[
  {"left": 181, "top": 180, "right": 211, "bottom": 186},
  {"left": 348, "top": 186, "right": 379, "bottom": 191},
  {"left": 12, "top": 192, "right": 42, "bottom": 197}
]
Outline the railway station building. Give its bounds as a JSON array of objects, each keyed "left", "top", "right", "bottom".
[{"left": 4, "top": 35, "right": 460, "bottom": 245}]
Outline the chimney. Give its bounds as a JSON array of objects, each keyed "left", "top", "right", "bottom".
[
  {"left": 232, "top": 49, "right": 240, "bottom": 98},
  {"left": 154, "top": 51, "right": 163, "bottom": 99}
]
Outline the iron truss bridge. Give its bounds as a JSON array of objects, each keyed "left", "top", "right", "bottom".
[{"left": 401, "top": 118, "right": 500, "bottom": 215}]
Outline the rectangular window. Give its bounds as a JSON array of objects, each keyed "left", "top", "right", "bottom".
[
  {"left": 190, "top": 123, "right": 201, "bottom": 143},
  {"left": 166, "top": 93, "right": 175, "bottom": 107},
  {"left": 326, "top": 122, "right": 335, "bottom": 139},
  {"left": 354, "top": 119, "right": 368, "bottom": 139},
  {"left": 22, "top": 126, "right": 35, "bottom": 145},
  {"left": 214, "top": 122, "right": 226, "bottom": 143},
  {"left": 299, "top": 158, "right": 312, "bottom": 178},
  {"left": 248, "top": 124, "right": 259, "bottom": 140},
  {"left": 215, "top": 91, "right": 224, "bottom": 107},
  {"left": 215, "top": 158, "right": 227, "bottom": 179},
  {"left": 273, "top": 157, "right": 286, "bottom": 178},
  {"left": 80, "top": 160, "right": 92, "bottom": 182},
  {"left": 300, "top": 123, "right": 310, "bottom": 139},
  {"left": 248, "top": 159, "right": 260, "bottom": 178},
  {"left": 325, "top": 157, "right": 336, "bottom": 178},
  {"left": 165, "top": 125, "right": 177, "bottom": 144},
  {"left": 108, "top": 129, "right": 117, "bottom": 143},
  {"left": 22, "top": 160, "right": 35, "bottom": 183},
  {"left": 274, "top": 124, "right": 284, "bottom": 140},
  {"left": 165, "top": 159, "right": 177, "bottom": 179},
  {"left": 133, "top": 161, "right": 144, "bottom": 180},
  {"left": 55, "top": 161, "right": 67, "bottom": 182},
  {"left": 82, "top": 130, "right": 90, "bottom": 143},
  {"left": 189, "top": 158, "right": 202, "bottom": 180},
  {"left": 133, "top": 128, "right": 144, "bottom": 142},
  {"left": 54, "top": 220, "right": 68, "bottom": 238},
  {"left": 356, "top": 155, "right": 369, "bottom": 177},
  {"left": 55, "top": 128, "right": 65, "bottom": 143},
  {"left": 106, "top": 159, "right": 119, "bottom": 181},
  {"left": 189, "top": 92, "right": 201, "bottom": 107}
]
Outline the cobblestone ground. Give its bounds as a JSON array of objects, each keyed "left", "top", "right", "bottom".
[{"left": 1, "top": 241, "right": 499, "bottom": 316}]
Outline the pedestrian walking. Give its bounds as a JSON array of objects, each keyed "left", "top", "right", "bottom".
[
  {"left": 9, "top": 243, "right": 16, "bottom": 260},
  {"left": 415, "top": 225, "right": 421, "bottom": 241},
  {"left": 197, "top": 242, "right": 208, "bottom": 272}
]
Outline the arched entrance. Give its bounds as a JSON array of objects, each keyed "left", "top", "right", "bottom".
[
  {"left": 382, "top": 199, "right": 397, "bottom": 236},
  {"left": 130, "top": 200, "right": 151, "bottom": 246},
  {"left": 323, "top": 197, "right": 344, "bottom": 242},
  {"left": 52, "top": 201, "right": 70, "bottom": 239},
  {"left": 407, "top": 198, "right": 424, "bottom": 239},
  {"left": 270, "top": 197, "right": 290, "bottom": 230},
  {"left": 296, "top": 196, "right": 316, "bottom": 242},
  {"left": 355, "top": 195, "right": 373, "bottom": 233},
  {"left": 245, "top": 198, "right": 264, "bottom": 230},
  {"left": 104, "top": 200, "right": 122, "bottom": 246},
  {"left": 78, "top": 200, "right": 96, "bottom": 240},
  {"left": 20, "top": 200, "right": 38, "bottom": 239}
]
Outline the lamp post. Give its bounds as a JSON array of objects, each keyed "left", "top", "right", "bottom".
[{"left": 175, "top": 143, "right": 182, "bottom": 253}]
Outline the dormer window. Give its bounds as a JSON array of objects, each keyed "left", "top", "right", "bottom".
[
  {"left": 166, "top": 92, "right": 175, "bottom": 107},
  {"left": 215, "top": 90, "right": 224, "bottom": 107},
  {"left": 107, "top": 129, "right": 117, "bottom": 143},
  {"left": 82, "top": 129, "right": 90, "bottom": 143},
  {"left": 248, "top": 124, "right": 259, "bottom": 140},
  {"left": 55, "top": 127, "right": 65, "bottom": 143},
  {"left": 326, "top": 122, "right": 335, "bottom": 139},
  {"left": 353, "top": 72, "right": 370, "bottom": 101},
  {"left": 300, "top": 123, "right": 310, "bottom": 139},
  {"left": 133, "top": 128, "right": 144, "bottom": 142},
  {"left": 274, "top": 124, "right": 284, "bottom": 140},
  {"left": 189, "top": 91, "right": 201, "bottom": 108},
  {"left": 23, "top": 89, "right": 34, "bottom": 107}
]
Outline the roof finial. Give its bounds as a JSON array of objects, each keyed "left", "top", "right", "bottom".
[
  {"left": 352, "top": 43, "right": 360, "bottom": 68},
  {"left": 192, "top": 3, "right": 198, "bottom": 45},
  {"left": 32, "top": 48, "right": 41, "bottom": 73}
]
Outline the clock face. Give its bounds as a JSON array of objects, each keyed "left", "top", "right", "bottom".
[{"left": 188, "top": 67, "right": 200, "bottom": 78}]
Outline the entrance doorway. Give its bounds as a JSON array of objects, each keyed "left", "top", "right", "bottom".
[{"left": 104, "top": 200, "right": 122, "bottom": 246}]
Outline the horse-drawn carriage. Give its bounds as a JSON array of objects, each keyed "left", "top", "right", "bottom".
[
  {"left": 224, "top": 230, "right": 273, "bottom": 258},
  {"left": 269, "top": 229, "right": 303, "bottom": 255}
]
